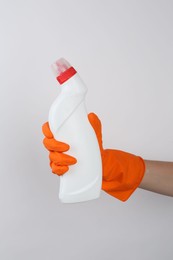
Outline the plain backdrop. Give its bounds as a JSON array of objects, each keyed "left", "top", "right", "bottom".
[{"left": 0, "top": 1, "right": 173, "bottom": 260}]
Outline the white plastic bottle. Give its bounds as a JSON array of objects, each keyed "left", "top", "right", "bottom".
[{"left": 48, "top": 58, "right": 102, "bottom": 203}]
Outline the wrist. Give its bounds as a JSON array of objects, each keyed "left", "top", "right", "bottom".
[{"left": 101, "top": 149, "right": 146, "bottom": 201}]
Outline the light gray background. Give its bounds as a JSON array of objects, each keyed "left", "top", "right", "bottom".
[{"left": 0, "top": 1, "right": 173, "bottom": 259}]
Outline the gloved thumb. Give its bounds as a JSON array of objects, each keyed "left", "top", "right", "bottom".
[{"left": 88, "top": 113, "right": 104, "bottom": 154}]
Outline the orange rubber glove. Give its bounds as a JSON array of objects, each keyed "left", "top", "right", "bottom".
[{"left": 42, "top": 113, "right": 145, "bottom": 201}]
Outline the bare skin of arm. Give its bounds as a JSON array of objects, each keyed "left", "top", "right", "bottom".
[{"left": 139, "top": 160, "right": 173, "bottom": 197}]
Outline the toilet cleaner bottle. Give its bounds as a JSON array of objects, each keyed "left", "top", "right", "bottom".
[{"left": 49, "top": 58, "right": 102, "bottom": 203}]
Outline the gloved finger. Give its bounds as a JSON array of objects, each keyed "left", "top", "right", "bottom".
[
  {"left": 88, "top": 112, "right": 104, "bottom": 152},
  {"left": 50, "top": 162, "right": 69, "bottom": 175},
  {"left": 43, "top": 137, "right": 69, "bottom": 152},
  {"left": 42, "top": 122, "right": 54, "bottom": 139},
  {"left": 49, "top": 151, "right": 77, "bottom": 166}
]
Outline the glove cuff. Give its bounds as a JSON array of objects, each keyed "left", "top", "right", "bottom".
[{"left": 102, "top": 149, "right": 146, "bottom": 202}]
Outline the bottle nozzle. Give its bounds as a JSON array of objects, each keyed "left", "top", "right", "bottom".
[
  {"left": 51, "top": 58, "right": 77, "bottom": 84},
  {"left": 51, "top": 58, "right": 71, "bottom": 77}
]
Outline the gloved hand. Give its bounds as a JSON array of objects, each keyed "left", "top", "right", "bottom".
[{"left": 42, "top": 113, "right": 145, "bottom": 201}]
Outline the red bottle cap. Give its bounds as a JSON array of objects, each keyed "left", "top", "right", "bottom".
[{"left": 51, "top": 58, "right": 77, "bottom": 84}]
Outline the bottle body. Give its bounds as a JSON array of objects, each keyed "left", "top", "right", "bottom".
[{"left": 49, "top": 73, "right": 102, "bottom": 203}]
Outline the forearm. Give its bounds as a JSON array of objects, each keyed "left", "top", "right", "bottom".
[{"left": 139, "top": 160, "right": 173, "bottom": 197}]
